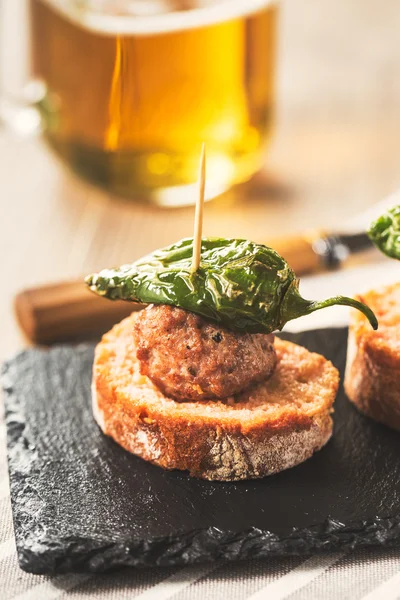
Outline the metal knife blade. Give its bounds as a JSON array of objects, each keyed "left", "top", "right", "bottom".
[
  {"left": 289, "top": 188, "right": 400, "bottom": 273},
  {"left": 341, "top": 188, "right": 400, "bottom": 233}
]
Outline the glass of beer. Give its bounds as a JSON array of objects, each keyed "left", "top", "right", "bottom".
[{"left": 1, "top": 0, "right": 278, "bottom": 206}]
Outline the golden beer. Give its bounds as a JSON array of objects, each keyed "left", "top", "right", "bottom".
[{"left": 30, "top": 0, "right": 277, "bottom": 205}]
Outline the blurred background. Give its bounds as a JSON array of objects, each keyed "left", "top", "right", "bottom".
[{"left": 1, "top": 0, "right": 400, "bottom": 357}]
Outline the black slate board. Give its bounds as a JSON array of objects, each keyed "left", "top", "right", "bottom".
[{"left": 2, "top": 327, "right": 400, "bottom": 574}]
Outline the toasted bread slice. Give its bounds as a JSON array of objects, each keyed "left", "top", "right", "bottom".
[
  {"left": 345, "top": 283, "right": 400, "bottom": 431},
  {"left": 92, "top": 313, "right": 339, "bottom": 481}
]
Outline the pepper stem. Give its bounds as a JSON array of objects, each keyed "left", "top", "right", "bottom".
[
  {"left": 280, "top": 281, "right": 378, "bottom": 331},
  {"left": 306, "top": 296, "right": 378, "bottom": 330}
]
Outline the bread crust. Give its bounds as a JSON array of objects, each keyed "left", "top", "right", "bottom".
[
  {"left": 92, "top": 313, "right": 339, "bottom": 481},
  {"left": 345, "top": 283, "right": 400, "bottom": 431}
]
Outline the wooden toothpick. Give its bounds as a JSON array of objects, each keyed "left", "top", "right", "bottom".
[{"left": 191, "top": 143, "right": 206, "bottom": 272}]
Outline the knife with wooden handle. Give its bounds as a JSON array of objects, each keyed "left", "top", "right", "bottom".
[
  {"left": 15, "top": 185, "right": 400, "bottom": 345},
  {"left": 14, "top": 229, "right": 376, "bottom": 345}
]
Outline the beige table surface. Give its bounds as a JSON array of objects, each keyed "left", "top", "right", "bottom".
[{"left": 1, "top": 0, "right": 400, "bottom": 598}]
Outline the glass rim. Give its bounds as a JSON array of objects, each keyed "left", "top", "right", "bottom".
[{"left": 38, "top": 0, "right": 278, "bottom": 36}]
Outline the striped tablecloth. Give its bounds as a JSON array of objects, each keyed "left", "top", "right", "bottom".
[{"left": 1, "top": 263, "right": 400, "bottom": 600}]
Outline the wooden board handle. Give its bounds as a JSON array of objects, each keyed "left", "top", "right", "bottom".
[{"left": 14, "top": 232, "right": 325, "bottom": 345}]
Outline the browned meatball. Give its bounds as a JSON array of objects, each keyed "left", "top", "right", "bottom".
[{"left": 133, "top": 304, "right": 277, "bottom": 402}]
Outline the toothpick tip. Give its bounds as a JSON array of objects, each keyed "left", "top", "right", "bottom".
[{"left": 191, "top": 144, "right": 206, "bottom": 272}]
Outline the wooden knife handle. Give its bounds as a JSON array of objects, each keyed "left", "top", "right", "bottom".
[
  {"left": 14, "top": 281, "right": 142, "bottom": 345},
  {"left": 14, "top": 232, "right": 325, "bottom": 345},
  {"left": 269, "top": 230, "right": 324, "bottom": 275}
]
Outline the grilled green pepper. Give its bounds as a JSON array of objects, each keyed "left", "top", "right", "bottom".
[
  {"left": 86, "top": 238, "right": 377, "bottom": 333},
  {"left": 368, "top": 205, "right": 400, "bottom": 260}
]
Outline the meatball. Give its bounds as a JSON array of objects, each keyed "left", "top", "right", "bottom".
[{"left": 133, "top": 304, "right": 277, "bottom": 402}]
